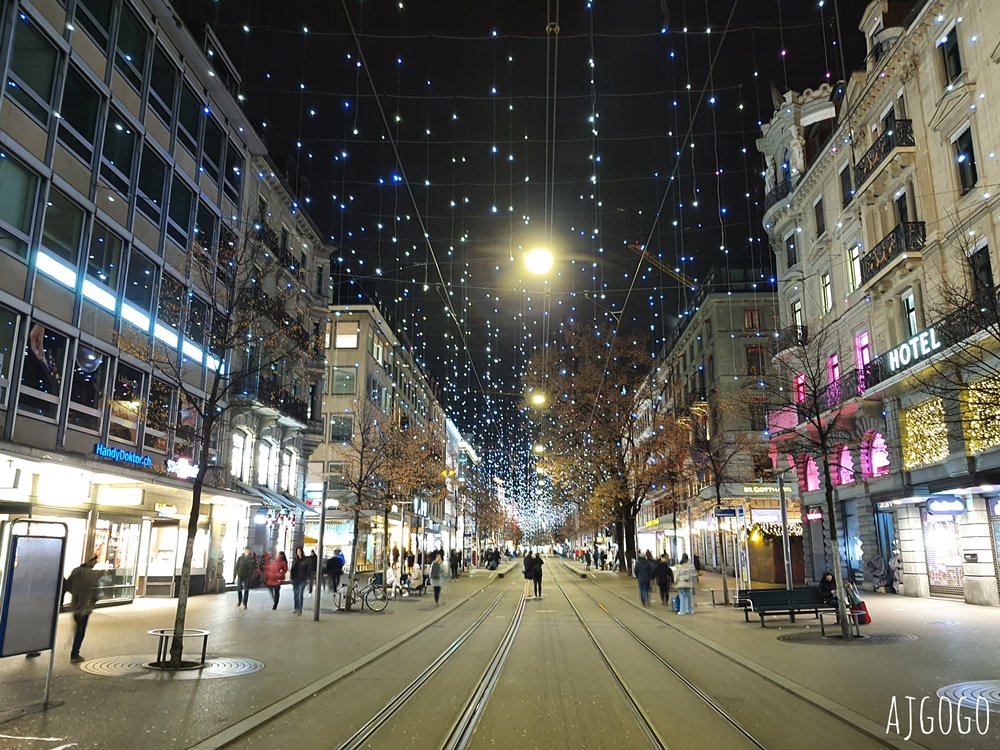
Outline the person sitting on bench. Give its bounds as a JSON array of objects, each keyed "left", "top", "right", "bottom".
[
  {"left": 385, "top": 563, "right": 404, "bottom": 598},
  {"left": 407, "top": 566, "right": 424, "bottom": 595},
  {"left": 818, "top": 572, "right": 838, "bottom": 605}
]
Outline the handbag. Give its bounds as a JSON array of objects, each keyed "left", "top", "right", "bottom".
[{"left": 671, "top": 594, "right": 680, "bottom": 612}]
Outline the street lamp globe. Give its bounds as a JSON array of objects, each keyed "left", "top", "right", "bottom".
[
  {"left": 530, "top": 392, "right": 546, "bottom": 406},
  {"left": 525, "top": 248, "right": 553, "bottom": 274}
]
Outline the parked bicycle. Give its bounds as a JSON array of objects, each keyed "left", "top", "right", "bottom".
[{"left": 333, "top": 575, "right": 389, "bottom": 612}]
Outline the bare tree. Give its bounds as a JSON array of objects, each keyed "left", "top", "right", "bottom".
[{"left": 118, "top": 219, "right": 319, "bottom": 666}]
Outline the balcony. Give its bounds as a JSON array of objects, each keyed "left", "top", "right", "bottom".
[
  {"left": 854, "top": 120, "right": 916, "bottom": 197},
  {"left": 860, "top": 222, "right": 925, "bottom": 285},
  {"left": 232, "top": 375, "right": 310, "bottom": 425},
  {"left": 764, "top": 179, "right": 790, "bottom": 211},
  {"left": 773, "top": 325, "right": 808, "bottom": 354}
]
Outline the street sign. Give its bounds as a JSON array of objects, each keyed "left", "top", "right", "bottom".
[{"left": 715, "top": 508, "right": 738, "bottom": 517}]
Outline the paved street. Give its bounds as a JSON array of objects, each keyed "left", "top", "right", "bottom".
[{"left": 1, "top": 559, "right": 999, "bottom": 749}]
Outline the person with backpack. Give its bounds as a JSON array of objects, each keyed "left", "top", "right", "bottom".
[
  {"left": 675, "top": 553, "right": 697, "bottom": 615},
  {"left": 532, "top": 552, "right": 545, "bottom": 598},
  {"left": 654, "top": 553, "right": 675, "bottom": 607},
  {"left": 324, "top": 548, "right": 345, "bottom": 593}
]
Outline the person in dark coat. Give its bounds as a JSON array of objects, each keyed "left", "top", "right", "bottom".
[
  {"left": 66, "top": 555, "right": 101, "bottom": 662},
  {"left": 449, "top": 549, "right": 461, "bottom": 579},
  {"left": 523, "top": 552, "right": 535, "bottom": 599},
  {"left": 325, "top": 549, "right": 345, "bottom": 592},
  {"left": 392, "top": 544, "right": 400, "bottom": 566},
  {"left": 234, "top": 547, "right": 255, "bottom": 609},
  {"left": 654, "top": 553, "right": 675, "bottom": 607},
  {"left": 306, "top": 550, "right": 318, "bottom": 594},
  {"left": 818, "top": 572, "right": 838, "bottom": 604},
  {"left": 634, "top": 551, "right": 654, "bottom": 606},
  {"left": 290, "top": 547, "right": 310, "bottom": 615},
  {"left": 532, "top": 552, "right": 545, "bottom": 598},
  {"left": 584, "top": 549, "right": 592, "bottom": 570},
  {"left": 599, "top": 550, "right": 607, "bottom": 570}
]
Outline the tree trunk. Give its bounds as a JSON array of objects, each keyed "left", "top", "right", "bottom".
[
  {"left": 621, "top": 508, "right": 637, "bottom": 574},
  {"left": 715, "top": 488, "right": 730, "bottom": 605},
  {"left": 346, "top": 500, "right": 362, "bottom": 612},
  {"left": 382, "top": 502, "right": 390, "bottom": 596},
  {"left": 822, "top": 457, "right": 853, "bottom": 640},
  {"left": 671, "top": 505, "right": 679, "bottom": 562},
  {"left": 168, "top": 471, "right": 203, "bottom": 667}
]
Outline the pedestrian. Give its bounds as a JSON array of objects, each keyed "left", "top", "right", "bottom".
[
  {"left": 307, "top": 550, "right": 318, "bottom": 595},
  {"left": 654, "top": 553, "right": 675, "bottom": 607},
  {"left": 66, "top": 555, "right": 101, "bottom": 662},
  {"left": 325, "top": 548, "right": 345, "bottom": 593},
  {"left": 406, "top": 548, "right": 415, "bottom": 572},
  {"left": 675, "top": 553, "right": 697, "bottom": 615},
  {"left": 449, "top": 549, "right": 460, "bottom": 579},
  {"left": 386, "top": 563, "right": 404, "bottom": 598},
  {"left": 523, "top": 551, "right": 535, "bottom": 600},
  {"left": 392, "top": 544, "right": 400, "bottom": 566},
  {"left": 430, "top": 552, "right": 446, "bottom": 607},
  {"left": 634, "top": 550, "right": 654, "bottom": 607},
  {"left": 584, "top": 549, "right": 592, "bottom": 570},
  {"left": 693, "top": 553, "right": 703, "bottom": 580},
  {"left": 600, "top": 550, "right": 607, "bottom": 570},
  {"left": 234, "top": 547, "right": 255, "bottom": 609},
  {"left": 264, "top": 551, "right": 288, "bottom": 610},
  {"left": 290, "top": 547, "right": 309, "bottom": 615},
  {"left": 532, "top": 551, "right": 545, "bottom": 598}
]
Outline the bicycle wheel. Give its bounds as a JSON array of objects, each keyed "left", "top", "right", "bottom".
[
  {"left": 333, "top": 589, "right": 346, "bottom": 611},
  {"left": 365, "top": 587, "right": 388, "bottom": 612}
]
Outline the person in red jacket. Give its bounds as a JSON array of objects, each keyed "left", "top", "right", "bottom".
[{"left": 264, "top": 551, "right": 288, "bottom": 610}]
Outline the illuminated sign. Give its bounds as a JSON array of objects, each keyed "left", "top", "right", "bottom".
[
  {"left": 645, "top": 518, "right": 660, "bottom": 528},
  {"left": 154, "top": 503, "right": 178, "bottom": 516},
  {"left": 804, "top": 509, "right": 823, "bottom": 521},
  {"left": 165, "top": 457, "right": 199, "bottom": 480},
  {"left": 927, "top": 496, "right": 965, "bottom": 515},
  {"left": 716, "top": 508, "right": 738, "bottom": 517},
  {"left": 94, "top": 443, "right": 153, "bottom": 468},
  {"left": 993, "top": 500, "right": 1000, "bottom": 516},
  {"left": 750, "top": 508, "right": 782, "bottom": 523},
  {"left": 886, "top": 327, "right": 942, "bottom": 373},
  {"left": 742, "top": 485, "right": 780, "bottom": 495}
]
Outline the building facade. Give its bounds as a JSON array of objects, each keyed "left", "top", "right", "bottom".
[
  {"left": 757, "top": 0, "right": 1000, "bottom": 603},
  {"left": 0, "top": 0, "right": 325, "bottom": 603}
]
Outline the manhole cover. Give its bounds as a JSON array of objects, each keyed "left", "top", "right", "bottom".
[
  {"left": 937, "top": 682, "right": 1000, "bottom": 712},
  {"left": 80, "top": 656, "right": 264, "bottom": 679},
  {"left": 777, "top": 632, "right": 918, "bottom": 644}
]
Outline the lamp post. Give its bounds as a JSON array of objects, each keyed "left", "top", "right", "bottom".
[
  {"left": 777, "top": 471, "right": 795, "bottom": 592},
  {"left": 312, "top": 481, "right": 328, "bottom": 621}
]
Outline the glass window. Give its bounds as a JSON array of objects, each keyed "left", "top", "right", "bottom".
[
  {"left": 257, "top": 441, "right": 273, "bottom": 487},
  {"left": 821, "top": 272, "right": 833, "bottom": 314},
  {"left": 136, "top": 146, "right": 166, "bottom": 225},
  {"left": 224, "top": 146, "right": 243, "bottom": 204},
  {"left": 114, "top": 7, "right": 149, "bottom": 91},
  {"left": 230, "top": 431, "right": 247, "bottom": 479},
  {"left": 109, "top": 363, "right": 143, "bottom": 444},
  {"left": 58, "top": 66, "right": 102, "bottom": 164},
  {"left": 335, "top": 321, "right": 359, "bottom": 348},
  {"left": 954, "top": 128, "right": 978, "bottom": 194},
  {"left": 785, "top": 234, "right": 797, "bottom": 267},
  {"left": 177, "top": 85, "right": 201, "bottom": 156},
  {"left": 68, "top": 343, "right": 108, "bottom": 433},
  {"left": 329, "top": 415, "right": 353, "bottom": 441},
  {"left": 940, "top": 30, "right": 962, "bottom": 86},
  {"left": 193, "top": 202, "right": 217, "bottom": 256},
  {"left": 0, "top": 155, "right": 38, "bottom": 259},
  {"left": 828, "top": 354, "right": 841, "bottom": 384},
  {"left": 101, "top": 109, "right": 136, "bottom": 194},
  {"left": 790, "top": 299, "right": 803, "bottom": 329},
  {"left": 124, "top": 250, "right": 155, "bottom": 312},
  {"left": 87, "top": 222, "right": 122, "bottom": 290},
  {"left": 840, "top": 165, "right": 854, "bottom": 208},
  {"left": 743, "top": 309, "right": 760, "bottom": 329},
  {"left": 144, "top": 378, "right": 171, "bottom": 451},
  {"left": 157, "top": 274, "right": 184, "bottom": 331},
  {"left": 202, "top": 119, "right": 224, "bottom": 183},
  {"left": 18, "top": 323, "right": 67, "bottom": 420},
  {"left": 902, "top": 292, "right": 918, "bottom": 337},
  {"left": 75, "top": 0, "right": 113, "bottom": 49},
  {"left": 745, "top": 347, "right": 766, "bottom": 376},
  {"left": 148, "top": 45, "right": 177, "bottom": 125},
  {"left": 167, "top": 176, "right": 193, "bottom": 248},
  {"left": 175, "top": 398, "right": 198, "bottom": 458},
  {"left": 971, "top": 244, "right": 993, "bottom": 297},
  {"left": 847, "top": 243, "right": 862, "bottom": 292},
  {"left": 814, "top": 198, "right": 825, "bottom": 237},
  {"left": 330, "top": 366, "right": 356, "bottom": 394},
  {"left": 0, "top": 307, "right": 20, "bottom": 405},
  {"left": 41, "top": 188, "right": 85, "bottom": 266},
  {"left": 6, "top": 15, "right": 59, "bottom": 124},
  {"left": 186, "top": 296, "right": 208, "bottom": 347}
]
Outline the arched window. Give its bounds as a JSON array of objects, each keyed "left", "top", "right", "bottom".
[
  {"left": 861, "top": 430, "right": 891, "bottom": 477},
  {"left": 795, "top": 454, "right": 821, "bottom": 492},
  {"left": 782, "top": 149, "right": 792, "bottom": 191},
  {"left": 833, "top": 444, "right": 855, "bottom": 485}
]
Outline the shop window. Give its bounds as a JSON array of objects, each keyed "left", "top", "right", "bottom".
[
  {"left": 330, "top": 366, "right": 356, "bottom": 394},
  {"left": 5, "top": 14, "right": 59, "bottom": 124},
  {"left": 18, "top": 323, "right": 67, "bottom": 420},
  {"left": 75, "top": 0, "right": 113, "bottom": 49},
  {"left": 148, "top": 45, "right": 177, "bottom": 126},
  {"left": 902, "top": 398, "right": 949, "bottom": 470},
  {"left": 144, "top": 378, "right": 172, "bottom": 452},
  {"left": 100, "top": 108, "right": 136, "bottom": 195},
  {"left": 334, "top": 321, "right": 360, "bottom": 348},
  {"left": 201, "top": 119, "right": 225, "bottom": 183},
  {"left": 939, "top": 28, "right": 963, "bottom": 86},
  {"left": 114, "top": 6, "right": 149, "bottom": 91},
  {"left": 0, "top": 155, "right": 39, "bottom": 260},
  {"left": 177, "top": 84, "right": 201, "bottom": 157},
  {"left": 166, "top": 176, "right": 194, "bottom": 249},
  {"left": 58, "top": 66, "right": 102, "bottom": 165},
  {"left": 814, "top": 197, "right": 825, "bottom": 237},
  {"left": 0, "top": 307, "right": 18, "bottom": 406},
  {"left": 840, "top": 164, "right": 853, "bottom": 208},
  {"left": 109, "top": 363, "right": 143, "bottom": 443},
  {"left": 136, "top": 146, "right": 167, "bottom": 225},
  {"left": 40, "top": 188, "right": 85, "bottom": 283},
  {"left": 861, "top": 430, "right": 891, "bottom": 478},
  {"left": 123, "top": 250, "right": 156, "bottom": 332},
  {"left": 954, "top": 127, "right": 978, "bottom": 195},
  {"left": 68, "top": 344, "right": 108, "bottom": 433},
  {"left": 329, "top": 415, "right": 353, "bottom": 441}
]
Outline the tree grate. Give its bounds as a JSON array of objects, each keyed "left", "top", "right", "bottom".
[
  {"left": 776, "top": 632, "right": 918, "bottom": 645},
  {"left": 79, "top": 656, "right": 264, "bottom": 679},
  {"left": 937, "top": 682, "right": 1000, "bottom": 713}
]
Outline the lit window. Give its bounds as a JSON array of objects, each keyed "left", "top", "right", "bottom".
[{"left": 821, "top": 272, "right": 833, "bottom": 314}]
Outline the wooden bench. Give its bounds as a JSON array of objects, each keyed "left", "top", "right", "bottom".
[{"left": 742, "top": 588, "right": 839, "bottom": 628}]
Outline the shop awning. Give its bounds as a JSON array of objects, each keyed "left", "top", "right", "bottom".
[{"left": 256, "top": 486, "right": 307, "bottom": 514}]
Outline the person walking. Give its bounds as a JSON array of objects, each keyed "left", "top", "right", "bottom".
[
  {"left": 406, "top": 548, "right": 415, "bottom": 572},
  {"left": 523, "top": 551, "right": 535, "bottom": 600},
  {"left": 325, "top": 548, "right": 345, "bottom": 593},
  {"left": 306, "top": 550, "right": 318, "bottom": 595},
  {"left": 392, "top": 544, "right": 400, "bottom": 566},
  {"left": 449, "top": 549, "right": 461, "bottom": 579},
  {"left": 532, "top": 552, "right": 545, "bottom": 598},
  {"left": 264, "top": 551, "right": 288, "bottom": 610},
  {"left": 290, "top": 547, "right": 309, "bottom": 615},
  {"left": 429, "top": 552, "right": 446, "bottom": 607},
  {"left": 675, "top": 553, "right": 697, "bottom": 615},
  {"left": 234, "top": 547, "right": 255, "bottom": 609},
  {"left": 654, "top": 553, "right": 675, "bottom": 607},
  {"left": 584, "top": 549, "right": 592, "bottom": 571},
  {"left": 66, "top": 555, "right": 101, "bottom": 662},
  {"left": 634, "top": 550, "right": 654, "bottom": 607}
]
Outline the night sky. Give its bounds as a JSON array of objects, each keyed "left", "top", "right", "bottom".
[{"left": 175, "top": 0, "right": 869, "bottom": 518}]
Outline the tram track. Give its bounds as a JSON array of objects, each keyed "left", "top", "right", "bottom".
[{"left": 559, "top": 562, "right": 925, "bottom": 750}]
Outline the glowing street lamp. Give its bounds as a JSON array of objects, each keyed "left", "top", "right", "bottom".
[
  {"left": 530, "top": 392, "right": 546, "bottom": 406},
  {"left": 525, "top": 248, "right": 553, "bottom": 275},
  {"left": 533, "top": 444, "right": 546, "bottom": 454}
]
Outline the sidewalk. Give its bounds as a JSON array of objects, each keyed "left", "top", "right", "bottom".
[
  {"left": 565, "top": 558, "right": 1000, "bottom": 750},
  {"left": 0, "top": 561, "right": 520, "bottom": 749}
]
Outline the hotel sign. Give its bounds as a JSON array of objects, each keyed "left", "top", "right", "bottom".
[
  {"left": 742, "top": 485, "right": 781, "bottom": 495},
  {"left": 886, "top": 327, "right": 942, "bottom": 373},
  {"left": 94, "top": 443, "right": 153, "bottom": 468}
]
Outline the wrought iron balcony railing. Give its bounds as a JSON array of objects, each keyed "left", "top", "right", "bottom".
[
  {"left": 774, "top": 325, "right": 808, "bottom": 353},
  {"left": 764, "top": 179, "right": 790, "bottom": 211},
  {"left": 233, "top": 375, "right": 310, "bottom": 424},
  {"left": 860, "top": 221, "right": 925, "bottom": 284},
  {"left": 855, "top": 119, "right": 915, "bottom": 188}
]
